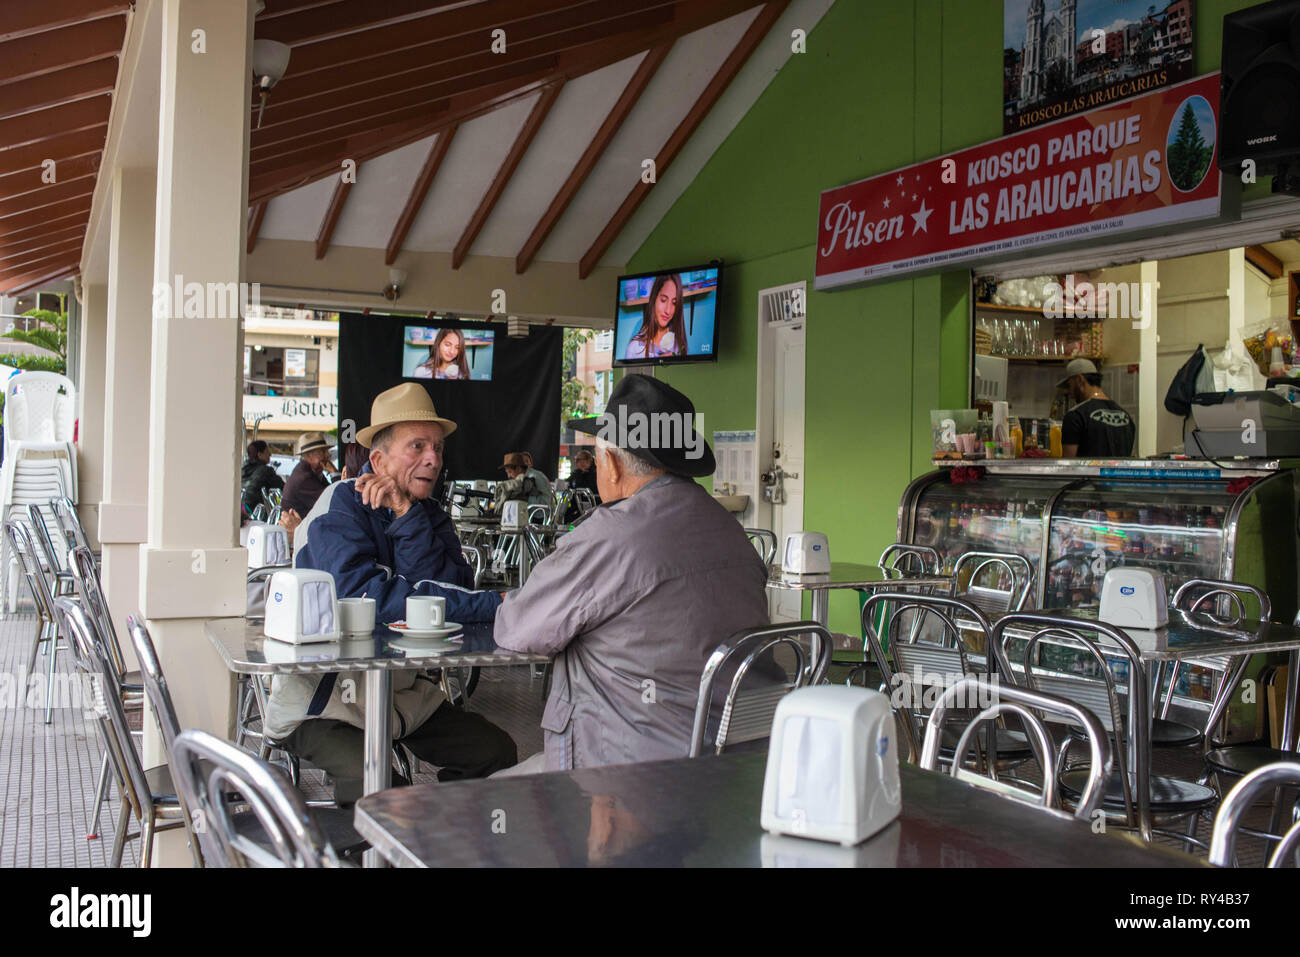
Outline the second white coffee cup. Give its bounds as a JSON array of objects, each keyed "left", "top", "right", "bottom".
[
  {"left": 338, "top": 597, "right": 376, "bottom": 635},
  {"left": 406, "top": 595, "right": 446, "bottom": 630}
]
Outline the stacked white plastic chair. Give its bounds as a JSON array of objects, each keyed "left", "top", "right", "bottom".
[{"left": 1, "top": 372, "right": 78, "bottom": 612}]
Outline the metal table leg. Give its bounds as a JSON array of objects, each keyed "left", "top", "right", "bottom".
[
  {"left": 810, "top": 589, "right": 829, "bottom": 628},
  {"left": 363, "top": 668, "right": 393, "bottom": 868},
  {"left": 1284, "top": 649, "right": 1299, "bottom": 753}
]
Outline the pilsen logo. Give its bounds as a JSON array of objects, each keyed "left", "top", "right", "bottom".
[{"left": 819, "top": 197, "right": 933, "bottom": 257}]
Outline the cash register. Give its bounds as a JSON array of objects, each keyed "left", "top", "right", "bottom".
[{"left": 1188, "top": 379, "right": 1300, "bottom": 457}]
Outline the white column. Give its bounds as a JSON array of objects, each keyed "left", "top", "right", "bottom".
[
  {"left": 100, "top": 167, "right": 156, "bottom": 664},
  {"left": 1138, "top": 260, "right": 1159, "bottom": 456},
  {"left": 141, "top": 0, "right": 254, "bottom": 865},
  {"left": 77, "top": 283, "right": 108, "bottom": 540}
]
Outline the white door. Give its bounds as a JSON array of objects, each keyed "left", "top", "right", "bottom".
[{"left": 769, "top": 322, "right": 805, "bottom": 620}]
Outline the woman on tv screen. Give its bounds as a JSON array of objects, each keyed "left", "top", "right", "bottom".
[
  {"left": 414, "top": 328, "right": 469, "bottom": 379},
  {"left": 626, "top": 273, "right": 686, "bottom": 360}
]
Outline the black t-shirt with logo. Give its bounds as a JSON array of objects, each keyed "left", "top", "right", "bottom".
[{"left": 1062, "top": 397, "right": 1135, "bottom": 457}]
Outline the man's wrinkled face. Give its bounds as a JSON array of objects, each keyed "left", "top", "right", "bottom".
[
  {"left": 371, "top": 422, "right": 445, "bottom": 500},
  {"left": 503, "top": 465, "right": 523, "bottom": 479},
  {"left": 304, "top": 449, "right": 328, "bottom": 470}
]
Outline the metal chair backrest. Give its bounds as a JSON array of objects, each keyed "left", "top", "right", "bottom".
[
  {"left": 1209, "top": 761, "right": 1300, "bottom": 868},
  {"left": 744, "top": 529, "right": 778, "bottom": 565},
  {"left": 67, "top": 545, "right": 130, "bottom": 680},
  {"left": 878, "top": 543, "right": 940, "bottom": 576},
  {"left": 170, "top": 728, "right": 341, "bottom": 868},
  {"left": 921, "top": 675, "right": 1112, "bottom": 820},
  {"left": 1171, "top": 578, "right": 1271, "bottom": 624},
  {"left": 952, "top": 550, "right": 1034, "bottom": 614},
  {"left": 26, "top": 503, "right": 67, "bottom": 577},
  {"left": 4, "top": 517, "right": 57, "bottom": 619},
  {"left": 49, "top": 496, "right": 91, "bottom": 555},
  {"left": 689, "top": 620, "right": 833, "bottom": 757},
  {"left": 992, "top": 612, "right": 1150, "bottom": 837},
  {"left": 52, "top": 596, "right": 151, "bottom": 820},
  {"left": 462, "top": 545, "right": 490, "bottom": 589},
  {"left": 126, "top": 615, "right": 183, "bottom": 757}
]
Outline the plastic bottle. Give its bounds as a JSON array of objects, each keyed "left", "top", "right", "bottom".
[
  {"left": 1049, "top": 420, "right": 1063, "bottom": 458},
  {"left": 1010, "top": 419, "right": 1023, "bottom": 458}
]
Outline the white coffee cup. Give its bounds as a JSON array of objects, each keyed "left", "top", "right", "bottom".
[
  {"left": 338, "top": 597, "right": 376, "bottom": 635},
  {"left": 406, "top": 595, "right": 446, "bottom": 630}
]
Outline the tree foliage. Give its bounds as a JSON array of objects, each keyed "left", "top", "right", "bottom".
[
  {"left": 560, "top": 328, "right": 597, "bottom": 428},
  {"left": 3, "top": 302, "right": 67, "bottom": 362},
  {"left": 1168, "top": 102, "right": 1212, "bottom": 191}
]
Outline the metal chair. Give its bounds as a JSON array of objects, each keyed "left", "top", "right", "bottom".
[
  {"left": 951, "top": 550, "right": 1034, "bottom": 615},
  {"left": 170, "top": 729, "right": 347, "bottom": 868},
  {"left": 4, "top": 518, "right": 64, "bottom": 724},
  {"left": 745, "top": 528, "right": 778, "bottom": 565},
  {"left": 689, "top": 620, "right": 833, "bottom": 757},
  {"left": 51, "top": 596, "right": 188, "bottom": 867},
  {"left": 1209, "top": 761, "right": 1300, "bottom": 868},
  {"left": 26, "top": 503, "right": 75, "bottom": 598},
  {"left": 861, "top": 592, "right": 1033, "bottom": 769},
  {"left": 66, "top": 543, "right": 145, "bottom": 838},
  {"left": 878, "top": 543, "right": 941, "bottom": 575},
  {"left": 49, "top": 495, "right": 94, "bottom": 557},
  {"left": 992, "top": 612, "right": 1218, "bottom": 843},
  {"left": 921, "top": 675, "right": 1112, "bottom": 820}
]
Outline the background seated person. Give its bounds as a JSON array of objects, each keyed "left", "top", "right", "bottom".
[
  {"left": 496, "top": 451, "right": 551, "bottom": 508},
  {"left": 494, "top": 376, "right": 769, "bottom": 773},
  {"left": 264, "top": 383, "right": 516, "bottom": 802}
]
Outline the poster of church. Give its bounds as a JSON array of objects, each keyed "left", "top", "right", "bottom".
[{"left": 1003, "top": 0, "right": 1195, "bottom": 134}]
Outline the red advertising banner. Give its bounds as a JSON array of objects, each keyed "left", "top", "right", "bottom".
[{"left": 814, "top": 73, "right": 1223, "bottom": 290}]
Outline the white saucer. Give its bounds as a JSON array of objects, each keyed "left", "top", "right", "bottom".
[
  {"left": 386, "top": 621, "right": 463, "bottom": 639},
  {"left": 389, "top": 636, "right": 461, "bottom": 654}
]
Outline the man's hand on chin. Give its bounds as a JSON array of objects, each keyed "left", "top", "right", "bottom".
[{"left": 355, "top": 472, "right": 413, "bottom": 518}]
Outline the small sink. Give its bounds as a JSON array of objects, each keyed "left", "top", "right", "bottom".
[{"left": 712, "top": 494, "right": 750, "bottom": 513}]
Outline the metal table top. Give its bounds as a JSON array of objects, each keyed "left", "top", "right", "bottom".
[
  {"left": 766, "top": 562, "right": 950, "bottom": 593},
  {"left": 204, "top": 617, "right": 550, "bottom": 675},
  {"left": 996, "top": 608, "right": 1300, "bottom": 662},
  {"left": 353, "top": 751, "right": 1204, "bottom": 868}
]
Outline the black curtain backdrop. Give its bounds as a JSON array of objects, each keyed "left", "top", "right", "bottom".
[{"left": 338, "top": 314, "right": 561, "bottom": 482}]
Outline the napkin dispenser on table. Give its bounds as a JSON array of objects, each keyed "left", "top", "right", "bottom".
[
  {"left": 1099, "top": 567, "right": 1168, "bottom": 630},
  {"left": 263, "top": 568, "right": 340, "bottom": 644},
  {"left": 781, "top": 532, "right": 830, "bottom": 575},
  {"left": 760, "top": 686, "right": 900, "bottom": 846},
  {"left": 501, "top": 499, "right": 525, "bottom": 530},
  {"left": 246, "top": 522, "right": 289, "bottom": 569}
]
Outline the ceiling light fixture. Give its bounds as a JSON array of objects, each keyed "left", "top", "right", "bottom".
[{"left": 252, "top": 39, "right": 291, "bottom": 129}]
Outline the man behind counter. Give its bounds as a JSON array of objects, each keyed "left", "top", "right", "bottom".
[{"left": 1059, "top": 358, "right": 1135, "bottom": 458}]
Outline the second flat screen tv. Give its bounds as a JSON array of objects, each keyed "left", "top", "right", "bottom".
[
  {"left": 613, "top": 264, "right": 721, "bottom": 367},
  {"left": 402, "top": 326, "right": 495, "bottom": 381}
]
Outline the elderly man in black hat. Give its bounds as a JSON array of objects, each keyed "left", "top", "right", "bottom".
[
  {"left": 494, "top": 375, "right": 770, "bottom": 774},
  {"left": 281, "top": 430, "right": 339, "bottom": 518}
]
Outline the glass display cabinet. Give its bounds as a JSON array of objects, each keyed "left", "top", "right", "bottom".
[{"left": 897, "top": 458, "right": 1300, "bottom": 737}]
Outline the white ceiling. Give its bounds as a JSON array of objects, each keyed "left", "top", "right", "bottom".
[{"left": 255, "top": 0, "right": 834, "bottom": 270}]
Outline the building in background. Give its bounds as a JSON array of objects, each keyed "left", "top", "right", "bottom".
[{"left": 242, "top": 306, "right": 340, "bottom": 450}]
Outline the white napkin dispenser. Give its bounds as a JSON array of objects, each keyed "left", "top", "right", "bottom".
[
  {"left": 781, "top": 531, "right": 831, "bottom": 574},
  {"left": 263, "top": 568, "right": 340, "bottom": 644},
  {"left": 501, "top": 499, "right": 525, "bottom": 530},
  {"left": 760, "top": 686, "right": 901, "bottom": 846},
  {"left": 1099, "top": 567, "right": 1168, "bottom": 630},
  {"left": 246, "top": 522, "right": 289, "bottom": 569}
]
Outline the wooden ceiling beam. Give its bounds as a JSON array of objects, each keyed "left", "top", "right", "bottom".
[
  {"left": 1245, "top": 245, "right": 1284, "bottom": 280},
  {"left": 0, "top": 59, "right": 119, "bottom": 122},
  {"left": 385, "top": 127, "right": 458, "bottom": 266},
  {"left": 0, "top": 211, "right": 89, "bottom": 249},
  {"left": 0, "top": 126, "right": 107, "bottom": 176},
  {"left": 580, "top": 1, "right": 788, "bottom": 278},
  {"left": 0, "top": 153, "right": 100, "bottom": 201},
  {"left": 0, "top": 238, "right": 84, "bottom": 273},
  {"left": 453, "top": 83, "right": 563, "bottom": 269},
  {"left": 517, "top": 42, "right": 670, "bottom": 274},
  {"left": 0, "top": 197, "right": 93, "bottom": 238},
  {"left": 0, "top": 176, "right": 96, "bottom": 219},
  {"left": 0, "top": 16, "right": 126, "bottom": 86},
  {"left": 254, "top": 0, "right": 468, "bottom": 47},
  {"left": 0, "top": 94, "right": 112, "bottom": 152},
  {"left": 247, "top": 202, "right": 268, "bottom": 255},
  {"left": 314, "top": 173, "right": 355, "bottom": 260},
  {"left": 0, "top": 1, "right": 129, "bottom": 43},
  {"left": 0, "top": 224, "right": 87, "bottom": 261},
  {"left": 0, "top": 247, "right": 81, "bottom": 284},
  {"left": 264, "top": 0, "right": 678, "bottom": 111},
  {"left": 0, "top": 261, "right": 81, "bottom": 296}
]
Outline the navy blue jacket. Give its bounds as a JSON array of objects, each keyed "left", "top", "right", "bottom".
[{"left": 296, "top": 471, "right": 501, "bottom": 625}]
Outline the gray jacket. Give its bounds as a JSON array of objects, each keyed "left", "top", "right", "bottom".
[{"left": 494, "top": 473, "right": 770, "bottom": 770}]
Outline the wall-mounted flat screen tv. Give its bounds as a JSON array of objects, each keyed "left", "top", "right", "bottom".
[
  {"left": 613, "top": 264, "right": 721, "bottom": 367},
  {"left": 402, "top": 326, "right": 495, "bottom": 381}
]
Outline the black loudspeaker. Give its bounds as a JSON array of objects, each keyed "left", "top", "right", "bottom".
[{"left": 1219, "top": 0, "right": 1300, "bottom": 194}]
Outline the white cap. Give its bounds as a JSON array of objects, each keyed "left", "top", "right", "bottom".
[{"left": 1057, "top": 357, "right": 1098, "bottom": 388}]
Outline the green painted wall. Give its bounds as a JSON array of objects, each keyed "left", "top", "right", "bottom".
[{"left": 627, "top": 0, "right": 1274, "bottom": 633}]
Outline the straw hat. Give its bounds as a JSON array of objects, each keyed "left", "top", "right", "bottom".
[
  {"left": 356, "top": 382, "right": 458, "bottom": 448},
  {"left": 295, "top": 431, "right": 330, "bottom": 456}
]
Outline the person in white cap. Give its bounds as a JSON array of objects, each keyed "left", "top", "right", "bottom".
[
  {"left": 1059, "top": 358, "right": 1135, "bottom": 458},
  {"left": 264, "top": 383, "right": 516, "bottom": 801}
]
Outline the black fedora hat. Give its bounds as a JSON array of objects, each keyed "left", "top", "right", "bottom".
[{"left": 568, "top": 375, "right": 715, "bottom": 478}]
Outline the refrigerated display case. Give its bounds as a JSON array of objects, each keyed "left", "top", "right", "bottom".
[{"left": 896, "top": 457, "right": 1300, "bottom": 739}]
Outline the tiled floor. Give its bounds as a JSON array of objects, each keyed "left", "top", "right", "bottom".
[{"left": 0, "top": 605, "right": 1288, "bottom": 867}]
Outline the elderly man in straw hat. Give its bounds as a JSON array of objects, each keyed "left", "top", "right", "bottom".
[
  {"left": 281, "top": 430, "right": 339, "bottom": 518},
  {"left": 264, "top": 383, "right": 517, "bottom": 802}
]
